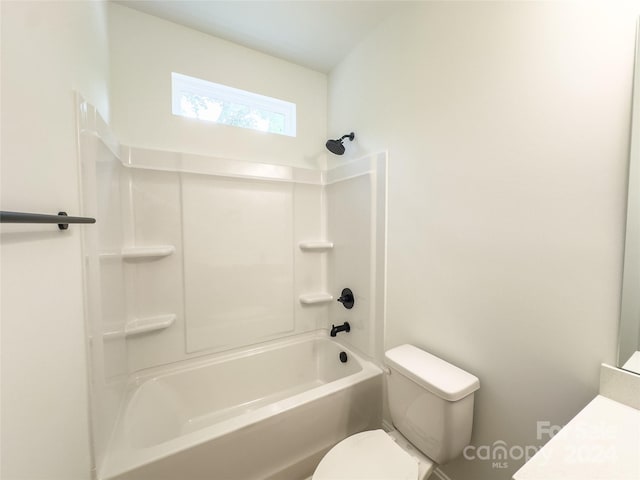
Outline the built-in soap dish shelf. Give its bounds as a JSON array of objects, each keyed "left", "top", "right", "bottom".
[
  {"left": 102, "top": 314, "right": 176, "bottom": 340},
  {"left": 99, "top": 245, "right": 175, "bottom": 260},
  {"left": 122, "top": 245, "right": 175, "bottom": 259},
  {"left": 299, "top": 241, "right": 334, "bottom": 251},
  {"left": 299, "top": 293, "right": 334, "bottom": 305},
  {"left": 125, "top": 314, "right": 176, "bottom": 337}
]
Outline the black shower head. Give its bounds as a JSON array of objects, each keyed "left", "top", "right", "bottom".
[
  {"left": 326, "top": 132, "right": 355, "bottom": 155},
  {"left": 326, "top": 139, "right": 346, "bottom": 155}
]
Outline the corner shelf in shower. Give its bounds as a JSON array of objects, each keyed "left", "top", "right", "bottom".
[
  {"left": 124, "top": 314, "right": 176, "bottom": 337},
  {"left": 299, "top": 241, "right": 334, "bottom": 251},
  {"left": 299, "top": 293, "right": 334, "bottom": 305}
]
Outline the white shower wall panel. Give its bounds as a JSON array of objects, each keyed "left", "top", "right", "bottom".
[
  {"left": 125, "top": 168, "right": 186, "bottom": 373},
  {"left": 121, "top": 149, "right": 386, "bottom": 365},
  {"left": 327, "top": 174, "right": 373, "bottom": 357},
  {"left": 323, "top": 152, "right": 387, "bottom": 361},
  {"left": 182, "top": 175, "right": 295, "bottom": 353},
  {"left": 96, "top": 157, "right": 128, "bottom": 380},
  {"left": 87, "top": 143, "right": 386, "bottom": 372},
  {"left": 118, "top": 147, "right": 332, "bottom": 370},
  {"left": 78, "top": 99, "right": 129, "bottom": 473},
  {"left": 294, "top": 183, "right": 329, "bottom": 332}
]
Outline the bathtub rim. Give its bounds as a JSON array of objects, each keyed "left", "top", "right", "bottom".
[
  {"left": 127, "top": 329, "right": 364, "bottom": 387},
  {"left": 100, "top": 330, "right": 382, "bottom": 480}
]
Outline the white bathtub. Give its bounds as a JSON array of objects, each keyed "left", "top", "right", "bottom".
[{"left": 101, "top": 333, "right": 382, "bottom": 480}]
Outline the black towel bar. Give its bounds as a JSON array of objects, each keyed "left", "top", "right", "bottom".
[{"left": 0, "top": 211, "right": 96, "bottom": 230}]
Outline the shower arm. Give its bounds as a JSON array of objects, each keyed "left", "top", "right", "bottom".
[{"left": 339, "top": 133, "right": 355, "bottom": 142}]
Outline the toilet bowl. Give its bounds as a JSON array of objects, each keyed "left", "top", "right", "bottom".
[
  {"left": 312, "top": 344, "right": 480, "bottom": 480},
  {"left": 313, "top": 429, "right": 435, "bottom": 480}
]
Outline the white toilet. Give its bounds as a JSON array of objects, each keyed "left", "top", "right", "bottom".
[{"left": 313, "top": 344, "right": 480, "bottom": 480}]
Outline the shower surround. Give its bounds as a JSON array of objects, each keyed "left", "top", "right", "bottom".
[{"left": 77, "top": 99, "right": 387, "bottom": 478}]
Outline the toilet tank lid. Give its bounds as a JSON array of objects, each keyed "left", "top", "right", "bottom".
[{"left": 385, "top": 344, "right": 480, "bottom": 401}]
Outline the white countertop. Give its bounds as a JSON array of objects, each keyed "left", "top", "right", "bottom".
[{"left": 514, "top": 395, "right": 640, "bottom": 480}]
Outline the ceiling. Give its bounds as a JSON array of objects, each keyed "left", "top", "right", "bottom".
[{"left": 114, "top": 1, "right": 407, "bottom": 73}]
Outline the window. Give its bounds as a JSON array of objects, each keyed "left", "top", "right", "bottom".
[{"left": 171, "top": 72, "right": 296, "bottom": 137}]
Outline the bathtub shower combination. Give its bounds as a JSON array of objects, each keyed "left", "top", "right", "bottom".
[
  {"left": 77, "top": 100, "right": 387, "bottom": 479},
  {"left": 103, "top": 335, "right": 382, "bottom": 479}
]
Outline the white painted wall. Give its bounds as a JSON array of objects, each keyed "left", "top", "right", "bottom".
[
  {"left": 0, "top": 1, "right": 110, "bottom": 479},
  {"left": 328, "top": 2, "right": 637, "bottom": 479},
  {"left": 109, "top": 3, "right": 327, "bottom": 169}
]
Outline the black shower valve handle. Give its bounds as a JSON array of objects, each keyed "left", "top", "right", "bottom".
[{"left": 336, "top": 288, "right": 354, "bottom": 309}]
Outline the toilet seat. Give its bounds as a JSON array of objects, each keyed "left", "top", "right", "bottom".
[{"left": 312, "top": 430, "right": 419, "bottom": 480}]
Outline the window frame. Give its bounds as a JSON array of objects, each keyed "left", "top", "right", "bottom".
[{"left": 171, "top": 72, "right": 297, "bottom": 137}]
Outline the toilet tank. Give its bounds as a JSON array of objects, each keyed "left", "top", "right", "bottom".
[{"left": 384, "top": 345, "right": 480, "bottom": 465}]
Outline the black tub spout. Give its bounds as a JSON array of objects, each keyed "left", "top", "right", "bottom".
[{"left": 330, "top": 322, "right": 351, "bottom": 337}]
